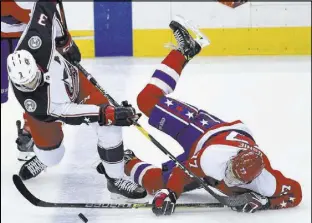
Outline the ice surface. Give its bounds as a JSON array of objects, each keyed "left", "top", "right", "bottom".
[{"left": 1, "top": 56, "right": 311, "bottom": 223}]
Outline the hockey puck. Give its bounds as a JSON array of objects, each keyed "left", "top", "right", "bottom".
[{"left": 78, "top": 213, "right": 88, "bottom": 223}]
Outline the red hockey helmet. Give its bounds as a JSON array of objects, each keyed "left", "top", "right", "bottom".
[{"left": 225, "top": 149, "right": 264, "bottom": 186}]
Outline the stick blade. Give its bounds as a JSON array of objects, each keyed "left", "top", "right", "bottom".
[{"left": 12, "top": 174, "right": 42, "bottom": 206}]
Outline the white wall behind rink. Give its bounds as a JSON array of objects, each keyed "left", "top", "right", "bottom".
[
  {"left": 132, "top": 2, "right": 311, "bottom": 29},
  {"left": 31, "top": 2, "right": 310, "bottom": 31},
  {"left": 63, "top": 2, "right": 94, "bottom": 31}
]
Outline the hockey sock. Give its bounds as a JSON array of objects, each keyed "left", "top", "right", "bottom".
[
  {"left": 149, "top": 50, "right": 186, "bottom": 95},
  {"left": 125, "top": 159, "right": 164, "bottom": 194}
]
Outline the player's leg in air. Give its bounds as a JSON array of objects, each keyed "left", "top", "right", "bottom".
[
  {"left": 124, "top": 16, "right": 209, "bottom": 194},
  {"left": 127, "top": 16, "right": 302, "bottom": 215}
]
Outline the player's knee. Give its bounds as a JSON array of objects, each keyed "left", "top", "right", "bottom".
[
  {"left": 137, "top": 84, "right": 163, "bottom": 117},
  {"left": 34, "top": 142, "right": 65, "bottom": 167},
  {"left": 97, "top": 125, "right": 122, "bottom": 148},
  {"left": 137, "top": 87, "right": 152, "bottom": 116}
]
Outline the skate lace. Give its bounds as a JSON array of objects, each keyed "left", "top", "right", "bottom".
[
  {"left": 173, "top": 30, "right": 185, "bottom": 51},
  {"left": 26, "top": 158, "right": 46, "bottom": 176},
  {"left": 114, "top": 179, "right": 139, "bottom": 193}
]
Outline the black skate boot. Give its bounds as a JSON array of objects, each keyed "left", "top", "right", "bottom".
[
  {"left": 16, "top": 120, "right": 34, "bottom": 161},
  {"left": 96, "top": 161, "right": 147, "bottom": 199},
  {"left": 106, "top": 177, "right": 147, "bottom": 199},
  {"left": 169, "top": 15, "right": 209, "bottom": 63},
  {"left": 19, "top": 156, "right": 47, "bottom": 180}
]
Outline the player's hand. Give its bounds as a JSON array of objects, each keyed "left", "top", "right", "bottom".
[
  {"left": 152, "top": 189, "right": 177, "bottom": 216},
  {"left": 56, "top": 31, "right": 81, "bottom": 63},
  {"left": 16, "top": 120, "right": 34, "bottom": 153},
  {"left": 121, "top": 100, "right": 141, "bottom": 123},
  {"left": 231, "top": 192, "right": 270, "bottom": 213},
  {"left": 99, "top": 104, "right": 139, "bottom": 126}
]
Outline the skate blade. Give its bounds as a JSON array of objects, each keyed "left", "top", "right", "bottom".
[{"left": 172, "top": 15, "right": 210, "bottom": 48}]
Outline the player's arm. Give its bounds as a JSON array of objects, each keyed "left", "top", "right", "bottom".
[
  {"left": 49, "top": 101, "right": 138, "bottom": 126},
  {"left": 53, "top": 5, "right": 81, "bottom": 63},
  {"left": 262, "top": 155, "right": 302, "bottom": 210},
  {"left": 151, "top": 148, "right": 208, "bottom": 216}
]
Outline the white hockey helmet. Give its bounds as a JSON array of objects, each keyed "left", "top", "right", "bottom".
[{"left": 7, "top": 50, "right": 42, "bottom": 92}]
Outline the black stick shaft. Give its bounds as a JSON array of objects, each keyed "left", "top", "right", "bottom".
[
  {"left": 13, "top": 175, "right": 224, "bottom": 209},
  {"left": 57, "top": 0, "right": 68, "bottom": 30}
]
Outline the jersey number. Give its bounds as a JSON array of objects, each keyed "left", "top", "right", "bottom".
[
  {"left": 38, "top": 14, "right": 48, "bottom": 26},
  {"left": 281, "top": 185, "right": 291, "bottom": 195},
  {"left": 189, "top": 153, "right": 199, "bottom": 168}
]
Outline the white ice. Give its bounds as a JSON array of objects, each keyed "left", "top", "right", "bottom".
[{"left": 1, "top": 56, "right": 311, "bottom": 223}]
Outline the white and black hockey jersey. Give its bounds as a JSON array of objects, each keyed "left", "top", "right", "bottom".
[{"left": 12, "top": 2, "right": 100, "bottom": 125}]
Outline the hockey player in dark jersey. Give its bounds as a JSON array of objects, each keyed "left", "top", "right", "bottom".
[{"left": 7, "top": 1, "right": 146, "bottom": 199}]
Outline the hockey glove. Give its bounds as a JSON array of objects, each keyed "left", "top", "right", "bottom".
[
  {"left": 56, "top": 31, "right": 81, "bottom": 63},
  {"left": 152, "top": 189, "right": 177, "bottom": 216},
  {"left": 16, "top": 120, "right": 34, "bottom": 161},
  {"left": 99, "top": 104, "right": 139, "bottom": 126},
  {"left": 231, "top": 192, "right": 270, "bottom": 213},
  {"left": 16, "top": 127, "right": 34, "bottom": 153},
  {"left": 121, "top": 100, "right": 141, "bottom": 123}
]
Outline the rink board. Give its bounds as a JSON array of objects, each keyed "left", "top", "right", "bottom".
[
  {"left": 71, "top": 26, "right": 311, "bottom": 58},
  {"left": 133, "top": 26, "right": 311, "bottom": 56}
]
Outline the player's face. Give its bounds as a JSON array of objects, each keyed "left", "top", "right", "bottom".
[{"left": 224, "top": 161, "right": 245, "bottom": 186}]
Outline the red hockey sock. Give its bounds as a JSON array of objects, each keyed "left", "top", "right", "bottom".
[{"left": 161, "top": 50, "right": 186, "bottom": 75}]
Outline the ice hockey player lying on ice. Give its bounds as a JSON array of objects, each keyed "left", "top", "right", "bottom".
[
  {"left": 123, "top": 17, "right": 302, "bottom": 215},
  {"left": 7, "top": 1, "right": 146, "bottom": 199}
]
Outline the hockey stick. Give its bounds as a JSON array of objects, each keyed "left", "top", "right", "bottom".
[
  {"left": 12, "top": 175, "right": 224, "bottom": 209},
  {"left": 57, "top": 0, "right": 68, "bottom": 30},
  {"left": 74, "top": 64, "right": 252, "bottom": 208},
  {"left": 56, "top": 1, "right": 249, "bottom": 208}
]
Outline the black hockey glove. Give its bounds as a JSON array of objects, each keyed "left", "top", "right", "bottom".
[
  {"left": 231, "top": 192, "right": 270, "bottom": 213},
  {"left": 16, "top": 121, "right": 34, "bottom": 153},
  {"left": 152, "top": 189, "right": 177, "bottom": 216},
  {"left": 99, "top": 103, "right": 140, "bottom": 126},
  {"left": 56, "top": 31, "right": 81, "bottom": 63},
  {"left": 121, "top": 100, "right": 141, "bottom": 123}
]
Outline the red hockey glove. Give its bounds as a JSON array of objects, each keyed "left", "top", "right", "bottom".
[
  {"left": 56, "top": 31, "right": 81, "bottom": 63},
  {"left": 152, "top": 189, "right": 177, "bottom": 216},
  {"left": 231, "top": 192, "right": 270, "bottom": 213},
  {"left": 98, "top": 104, "right": 139, "bottom": 126}
]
